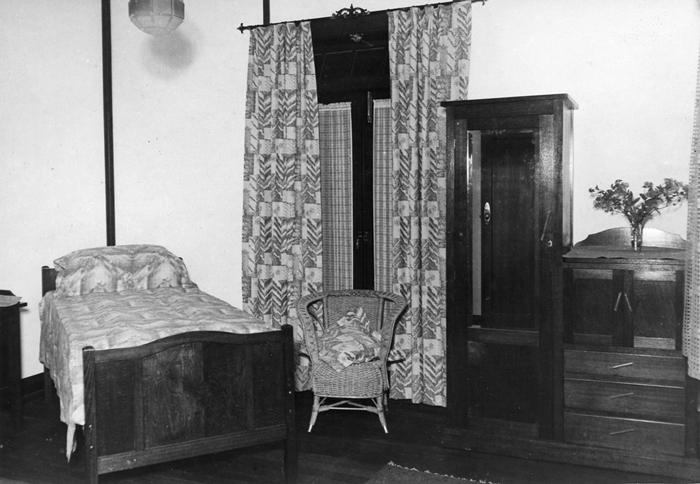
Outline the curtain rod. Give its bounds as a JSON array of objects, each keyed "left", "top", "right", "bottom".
[{"left": 237, "top": 0, "right": 487, "bottom": 33}]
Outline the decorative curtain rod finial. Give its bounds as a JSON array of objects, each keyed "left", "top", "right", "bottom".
[{"left": 333, "top": 4, "right": 370, "bottom": 18}]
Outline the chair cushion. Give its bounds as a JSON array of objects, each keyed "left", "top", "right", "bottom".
[{"left": 318, "top": 307, "right": 382, "bottom": 372}]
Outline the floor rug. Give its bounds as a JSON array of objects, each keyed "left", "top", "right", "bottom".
[{"left": 365, "top": 461, "right": 497, "bottom": 484}]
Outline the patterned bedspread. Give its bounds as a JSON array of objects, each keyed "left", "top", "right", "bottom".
[{"left": 39, "top": 287, "right": 276, "bottom": 428}]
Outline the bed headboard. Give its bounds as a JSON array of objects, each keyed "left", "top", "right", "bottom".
[{"left": 42, "top": 266, "right": 56, "bottom": 296}]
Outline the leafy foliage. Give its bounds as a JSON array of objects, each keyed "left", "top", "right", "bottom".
[{"left": 588, "top": 178, "right": 688, "bottom": 227}]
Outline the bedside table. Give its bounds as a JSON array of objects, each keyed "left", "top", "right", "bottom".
[{"left": 0, "top": 290, "right": 26, "bottom": 429}]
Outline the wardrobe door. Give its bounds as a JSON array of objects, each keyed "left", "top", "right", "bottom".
[
  {"left": 445, "top": 95, "right": 576, "bottom": 440},
  {"left": 467, "top": 127, "right": 543, "bottom": 432}
]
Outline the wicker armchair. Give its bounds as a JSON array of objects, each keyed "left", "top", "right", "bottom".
[{"left": 296, "top": 290, "right": 407, "bottom": 433}]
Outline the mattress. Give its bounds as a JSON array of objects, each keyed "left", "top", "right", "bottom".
[{"left": 39, "top": 287, "right": 275, "bottom": 428}]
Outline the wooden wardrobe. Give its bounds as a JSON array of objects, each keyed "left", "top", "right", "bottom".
[
  {"left": 442, "top": 94, "right": 700, "bottom": 481},
  {"left": 444, "top": 94, "right": 576, "bottom": 439}
]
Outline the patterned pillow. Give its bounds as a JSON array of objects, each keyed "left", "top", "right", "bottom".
[
  {"left": 54, "top": 255, "right": 128, "bottom": 297},
  {"left": 317, "top": 308, "right": 382, "bottom": 372},
  {"left": 132, "top": 256, "right": 192, "bottom": 290},
  {"left": 53, "top": 244, "right": 194, "bottom": 297},
  {"left": 54, "top": 245, "right": 133, "bottom": 271},
  {"left": 54, "top": 267, "right": 85, "bottom": 297},
  {"left": 330, "top": 306, "right": 374, "bottom": 332}
]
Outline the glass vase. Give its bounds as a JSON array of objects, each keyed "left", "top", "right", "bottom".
[{"left": 631, "top": 223, "right": 644, "bottom": 251}]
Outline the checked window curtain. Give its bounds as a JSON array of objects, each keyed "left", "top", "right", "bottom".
[
  {"left": 319, "top": 102, "right": 354, "bottom": 291},
  {"left": 242, "top": 21, "right": 322, "bottom": 391},
  {"left": 683, "top": 43, "right": 700, "bottom": 380},
  {"left": 387, "top": 1, "right": 471, "bottom": 406},
  {"left": 374, "top": 99, "right": 393, "bottom": 293}
]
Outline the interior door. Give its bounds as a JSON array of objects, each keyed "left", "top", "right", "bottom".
[{"left": 467, "top": 128, "right": 542, "bottom": 430}]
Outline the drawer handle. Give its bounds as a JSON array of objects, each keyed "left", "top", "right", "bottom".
[
  {"left": 608, "top": 392, "right": 635, "bottom": 400},
  {"left": 609, "top": 428, "right": 636, "bottom": 436},
  {"left": 609, "top": 362, "right": 635, "bottom": 369},
  {"left": 613, "top": 292, "right": 633, "bottom": 312},
  {"left": 624, "top": 293, "right": 633, "bottom": 312},
  {"left": 613, "top": 292, "right": 622, "bottom": 312}
]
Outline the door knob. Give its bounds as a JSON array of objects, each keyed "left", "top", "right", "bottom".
[{"left": 483, "top": 202, "right": 491, "bottom": 226}]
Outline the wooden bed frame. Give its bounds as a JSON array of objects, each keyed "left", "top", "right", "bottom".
[{"left": 41, "top": 266, "right": 297, "bottom": 483}]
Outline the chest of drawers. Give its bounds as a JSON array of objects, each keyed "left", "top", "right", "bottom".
[
  {"left": 564, "top": 347, "right": 687, "bottom": 456},
  {"left": 562, "top": 232, "right": 696, "bottom": 458}
]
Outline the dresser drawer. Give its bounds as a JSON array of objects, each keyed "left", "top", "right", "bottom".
[
  {"left": 565, "top": 349, "right": 684, "bottom": 383},
  {"left": 564, "top": 378, "right": 684, "bottom": 421},
  {"left": 564, "top": 412, "right": 685, "bottom": 456}
]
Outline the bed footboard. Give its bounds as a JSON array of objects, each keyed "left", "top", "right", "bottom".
[{"left": 81, "top": 326, "right": 296, "bottom": 483}]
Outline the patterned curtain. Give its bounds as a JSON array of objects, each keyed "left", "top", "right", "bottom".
[
  {"left": 242, "top": 22, "right": 322, "bottom": 390},
  {"left": 319, "top": 102, "right": 353, "bottom": 290},
  {"left": 683, "top": 43, "right": 700, "bottom": 380},
  {"left": 388, "top": 1, "right": 472, "bottom": 406}
]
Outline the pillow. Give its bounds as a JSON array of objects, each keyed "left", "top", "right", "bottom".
[
  {"left": 54, "top": 255, "right": 128, "bottom": 297},
  {"left": 317, "top": 307, "right": 383, "bottom": 372},
  {"left": 132, "top": 256, "right": 192, "bottom": 290},
  {"left": 54, "top": 245, "right": 133, "bottom": 271},
  {"left": 131, "top": 245, "right": 193, "bottom": 289},
  {"left": 330, "top": 306, "right": 374, "bottom": 333},
  {"left": 53, "top": 244, "right": 194, "bottom": 297}
]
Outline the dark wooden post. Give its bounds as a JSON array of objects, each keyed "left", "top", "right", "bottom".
[
  {"left": 101, "top": 0, "right": 116, "bottom": 246},
  {"left": 263, "top": 0, "right": 270, "bottom": 25},
  {"left": 281, "top": 324, "right": 297, "bottom": 483},
  {"left": 83, "top": 346, "right": 99, "bottom": 483}
]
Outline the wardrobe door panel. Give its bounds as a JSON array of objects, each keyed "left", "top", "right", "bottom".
[
  {"left": 480, "top": 131, "right": 537, "bottom": 330},
  {"left": 467, "top": 342, "right": 539, "bottom": 426}
]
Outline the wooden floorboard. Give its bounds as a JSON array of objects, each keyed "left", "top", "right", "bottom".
[{"left": 0, "top": 391, "right": 690, "bottom": 483}]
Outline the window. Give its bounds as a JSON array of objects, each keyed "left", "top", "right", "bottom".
[{"left": 312, "top": 13, "right": 391, "bottom": 290}]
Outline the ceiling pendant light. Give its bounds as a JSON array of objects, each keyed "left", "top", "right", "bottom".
[{"left": 129, "top": 0, "right": 185, "bottom": 36}]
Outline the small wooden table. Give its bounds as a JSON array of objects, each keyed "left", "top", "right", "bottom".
[{"left": 0, "top": 290, "right": 26, "bottom": 429}]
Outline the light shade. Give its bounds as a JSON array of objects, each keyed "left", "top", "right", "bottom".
[{"left": 129, "top": 0, "right": 185, "bottom": 36}]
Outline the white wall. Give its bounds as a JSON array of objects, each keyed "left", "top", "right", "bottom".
[
  {"left": 1, "top": 0, "right": 698, "bottom": 377},
  {"left": 467, "top": 0, "right": 699, "bottom": 242},
  {"left": 110, "top": 0, "right": 246, "bottom": 302},
  {"left": 0, "top": 1, "right": 106, "bottom": 378}
]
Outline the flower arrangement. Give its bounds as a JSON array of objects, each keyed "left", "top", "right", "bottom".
[{"left": 588, "top": 178, "right": 688, "bottom": 250}]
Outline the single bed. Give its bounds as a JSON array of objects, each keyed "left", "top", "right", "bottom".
[{"left": 39, "top": 245, "right": 297, "bottom": 483}]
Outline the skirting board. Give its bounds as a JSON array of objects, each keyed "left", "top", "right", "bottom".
[{"left": 441, "top": 425, "right": 700, "bottom": 482}]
